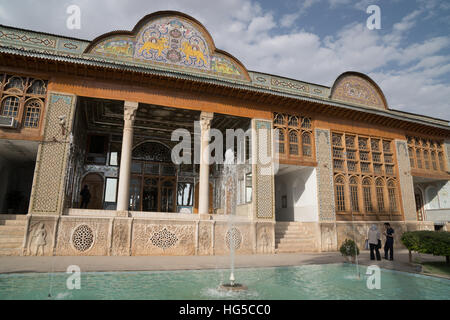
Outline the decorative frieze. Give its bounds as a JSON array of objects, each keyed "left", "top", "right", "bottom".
[{"left": 315, "top": 129, "right": 336, "bottom": 221}]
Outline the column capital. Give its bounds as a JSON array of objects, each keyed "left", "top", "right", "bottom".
[
  {"left": 124, "top": 101, "right": 139, "bottom": 122},
  {"left": 199, "top": 112, "right": 214, "bottom": 132}
]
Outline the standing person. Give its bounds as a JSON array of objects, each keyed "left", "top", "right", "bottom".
[
  {"left": 383, "top": 222, "right": 395, "bottom": 261},
  {"left": 367, "top": 224, "right": 381, "bottom": 261},
  {"left": 80, "top": 185, "right": 91, "bottom": 209}
]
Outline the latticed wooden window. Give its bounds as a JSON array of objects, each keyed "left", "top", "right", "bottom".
[
  {"left": 385, "top": 165, "right": 394, "bottom": 175},
  {"left": 4, "top": 76, "right": 24, "bottom": 92},
  {"left": 273, "top": 113, "right": 313, "bottom": 160},
  {"left": 416, "top": 149, "right": 422, "bottom": 168},
  {"left": 332, "top": 133, "right": 342, "bottom": 147},
  {"left": 346, "top": 135, "right": 355, "bottom": 149},
  {"left": 27, "top": 79, "right": 46, "bottom": 95},
  {"left": 408, "top": 135, "right": 445, "bottom": 173},
  {"left": 0, "top": 74, "right": 47, "bottom": 128},
  {"left": 274, "top": 113, "right": 284, "bottom": 125},
  {"left": 360, "top": 151, "right": 370, "bottom": 161},
  {"left": 1, "top": 96, "right": 20, "bottom": 117},
  {"left": 363, "top": 178, "right": 373, "bottom": 213},
  {"left": 289, "top": 130, "right": 299, "bottom": 155},
  {"left": 334, "top": 159, "right": 344, "bottom": 170},
  {"left": 346, "top": 150, "right": 356, "bottom": 160},
  {"left": 333, "top": 147, "right": 344, "bottom": 158},
  {"left": 384, "top": 154, "right": 393, "bottom": 163},
  {"left": 423, "top": 150, "right": 430, "bottom": 169},
  {"left": 388, "top": 180, "right": 397, "bottom": 212},
  {"left": 23, "top": 99, "right": 42, "bottom": 127},
  {"left": 371, "top": 138, "right": 380, "bottom": 151},
  {"left": 347, "top": 161, "right": 357, "bottom": 172},
  {"left": 349, "top": 176, "right": 359, "bottom": 212},
  {"left": 331, "top": 131, "right": 401, "bottom": 215},
  {"left": 376, "top": 178, "right": 385, "bottom": 212},
  {"left": 374, "top": 164, "right": 382, "bottom": 174},
  {"left": 361, "top": 162, "right": 370, "bottom": 173},
  {"left": 372, "top": 152, "right": 382, "bottom": 162},
  {"left": 276, "top": 129, "right": 285, "bottom": 154},
  {"left": 383, "top": 140, "right": 391, "bottom": 153},
  {"left": 302, "top": 132, "right": 312, "bottom": 157},
  {"left": 438, "top": 152, "right": 445, "bottom": 171},
  {"left": 288, "top": 116, "right": 298, "bottom": 127},
  {"left": 301, "top": 117, "right": 311, "bottom": 129},
  {"left": 358, "top": 137, "right": 368, "bottom": 150},
  {"left": 408, "top": 147, "right": 415, "bottom": 168},
  {"left": 335, "top": 175, "right": 346, "bottom": 211},
  {"left": 431, "top": 151, "right": 437, "bottom": 170}
]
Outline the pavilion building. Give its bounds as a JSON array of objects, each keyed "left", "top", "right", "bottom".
[{"left": 0, "top": 11, "right": 449, "bottom": 256}]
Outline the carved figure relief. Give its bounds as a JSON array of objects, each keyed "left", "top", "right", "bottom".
[{"left": 29, "top": 222, "right": 47, "bottom": 256}]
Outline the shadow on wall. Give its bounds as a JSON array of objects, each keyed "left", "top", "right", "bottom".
[{"left": 0, "top": 158, "right": 35, "bottom": 214}]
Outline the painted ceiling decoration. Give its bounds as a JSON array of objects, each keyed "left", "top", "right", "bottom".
[
  {"left": 85, "top": 12, "right": 250, "bottom": 81},
  {"left": 330, "top": 72, "right": 388, "bottom": 110}
]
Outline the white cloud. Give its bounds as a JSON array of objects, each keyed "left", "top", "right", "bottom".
[
  {"left": 0, "top": 0, "right": 449, "bottom": 119},
  {"left": 280, "top": 13, "right": 299, "bottom": 28}
]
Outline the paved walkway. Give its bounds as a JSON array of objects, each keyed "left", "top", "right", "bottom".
[{"left": 0, "top": 250, "right": 445, "bottom": 276}]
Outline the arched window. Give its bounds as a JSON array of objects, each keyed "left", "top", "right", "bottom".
[
  {"left": 349, "top": 176, "right": 359, "bottom": 212},
  {"left": 387, "top": 179, "right": 398, "bottom": 212},
  {"left": 4, "top": 76, "right": 24, "bottom": 93},
  {"left": 416, "top": 149, "right": 422, "bottom": 168},
  {"left": 289, "top": 130, "right": 299, "bottom": 155},
  {"left": 302, "top": 132, "right": 312, "bottom": 157},
  {"left": 23, "top": 99, "right": 42, "bottom": 127},
  {"left": 276, "top": 128, "right": 285, "bottom": 154},
  {"left": 423, "top": 150, "right": 430, "bottom": 169},
  {"left": 1, "top": 96, "right": 20, "bottom": 117},
  {"left": 362, "top": 178, "right": 373, "bottom": 213},
  {"left": 288, "top": 115, "right": 298, "bottom": 127},
  {"left": 431, "top": 151, "right": 437, "bottom": 170},
  {"left": 376, "top": 178, "right": 385, "bottom": 212},
  {"left": 274, "top": 113, "right": 285, "bottom": 125},
  {"left": 335, "top": 175, "right": 346, "bottom": 212},
  {"left": 408, "top": 147, "right": 415, "bottom": 168},
  {"left": 301, "top": 117, "right": 311, "bottom": 129},
  {"left": 27, "top": 79, "right": 46, "bottom": 95},
  {"left": 438, "top": 152, "right": 445, "bottom": 171}
]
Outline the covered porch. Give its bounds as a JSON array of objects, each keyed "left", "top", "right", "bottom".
[{"left": 65, "top": 96, "right": 253, "bottom": 219}]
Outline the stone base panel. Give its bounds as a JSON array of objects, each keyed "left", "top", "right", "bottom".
[
  {"left": 22, "top": 215, "right": 276, "bottom": 256},
  {"left": 19, "top": 215, "right": 439, "bottom": 256}
]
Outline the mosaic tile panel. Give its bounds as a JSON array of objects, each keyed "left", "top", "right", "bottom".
[
  {"left": 30, "top": 93, "right": 76, "bottom": 214},
  {"left": 315, "top": 129, "right": 336, "bottom": 221},
  {"left": 331, "top": 75, "right": 386, "bottom": 109},
  {"left": 255, "top": 120, "right": 274, "bottom": 219},
  {"left": 88, "top": 16, "right": 246, "bottom": 80},
  {"left": 396, "top": 140, "right": 417, "bottom": 221}
]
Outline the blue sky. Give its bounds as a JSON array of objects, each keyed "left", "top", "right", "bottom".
[{"left": 0, "top": 0, "right": 449, "bottom": 119}]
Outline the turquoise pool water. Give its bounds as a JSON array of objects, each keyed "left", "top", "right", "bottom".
[{"left": 0, "top": 263, "right": 448, "bottom": 300}]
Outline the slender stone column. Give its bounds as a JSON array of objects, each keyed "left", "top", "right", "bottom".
[
  {"left": 117, "top": 101, "right": 139, "bottom": 212},
  {"left": 198, "top": 112, "right": 214, "bottom": 214}
]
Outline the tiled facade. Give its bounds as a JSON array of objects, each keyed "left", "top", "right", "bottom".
[{"left": 0, "top": 11, "right": 449, "bottom": 257}]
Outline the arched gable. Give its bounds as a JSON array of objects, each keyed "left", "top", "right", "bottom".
[
  {"left": 330, "top": 72, "right": 388, "bottom": 110},
  {"left": 84, "top": 11, "right": 249, "bottom": 81}
]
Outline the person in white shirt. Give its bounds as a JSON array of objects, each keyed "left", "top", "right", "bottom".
[{"left": 367, "top": 224, "right": 381, "bottom": 261}]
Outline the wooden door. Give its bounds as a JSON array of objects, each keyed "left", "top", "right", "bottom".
[{"left": 415, "top": 192, "right": 424, "bottom": 221}]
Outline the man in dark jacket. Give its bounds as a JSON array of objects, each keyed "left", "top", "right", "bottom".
[
  {"left": 383, "top": 222, "right": 394, "bottom": 261},
  {"left": 80, "top": 185, "right": 91, "bottom": 209}
]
